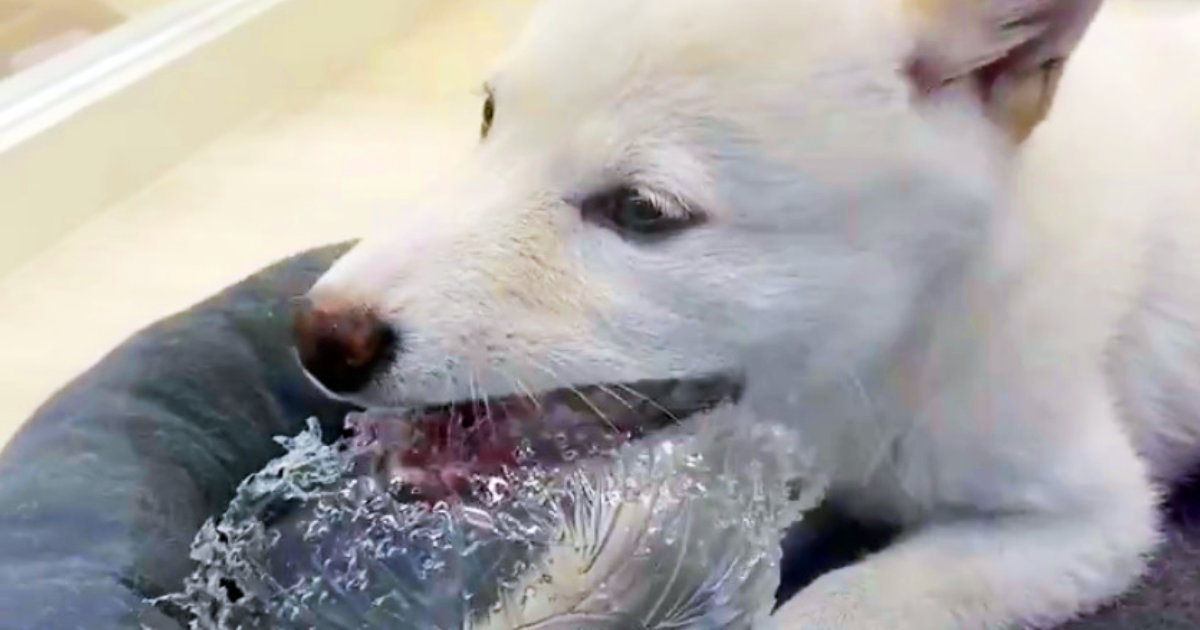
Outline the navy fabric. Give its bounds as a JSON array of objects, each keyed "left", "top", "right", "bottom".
[
  {"left": 0, "top": 244, "right": 1195, "bottom": 629},
  {"left": 0, "top": 245, "right": 357, "bottom": 629}
]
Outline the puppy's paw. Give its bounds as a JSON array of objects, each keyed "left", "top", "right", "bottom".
[{"left": 765, "top": 564, "right": 957, "bottom": 630}]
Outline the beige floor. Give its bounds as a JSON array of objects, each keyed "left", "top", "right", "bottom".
[{"left": 0, "top": 0, "right": 540, "bottom": 446}]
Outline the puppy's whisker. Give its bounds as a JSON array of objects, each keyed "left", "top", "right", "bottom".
[
  {"left": 479, "top": 376, "right": 494, "bottom": 422},
  {"left": 510, "top": 375, "right": 544, "bottom": 413},
  {"left": 466, "top": 368, "right": 485, "bottom": 421},
  {"left": 843, "top": 368, "right": 891, "bottom": 483},
  {"left": 524, "top": 359, "right": 623, "bottom": 434},
  {"left": 612, "top": 382, "right": 681, "bottom": 425},
  {"left": 592, "top": 383, "right": 638, "bottom": 412},
  {"left": 567, "top": 386, "right": 622, "bottom": 434},
  {"left": 523, "top": 357, "right": 568, "bottom": 390}
]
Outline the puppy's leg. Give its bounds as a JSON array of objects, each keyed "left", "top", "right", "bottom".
[{"left": 767, "top": 427, "right": 1159, "bottom": 630}]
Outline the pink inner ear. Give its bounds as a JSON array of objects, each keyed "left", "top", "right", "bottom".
[
  {"left": 904, "top": 53, "right": 952, "bottom": 97},
  {"left": 905, "top": 0, "right": 1101, "bottom": 100}
]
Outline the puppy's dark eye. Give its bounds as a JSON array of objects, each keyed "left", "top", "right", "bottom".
[
  {"left": 581, "top": 187, "right": 700, "bottom": 238},
  {"left": 481, "top": 94, "right": 495, "bottom": 139}
]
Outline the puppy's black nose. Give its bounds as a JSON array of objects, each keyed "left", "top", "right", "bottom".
[{"left": 292, "top": 298, "right": 397, "bottom": 394}]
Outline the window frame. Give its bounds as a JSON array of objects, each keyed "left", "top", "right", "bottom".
[{"left": 0, "top": 0, "right": 430, "bottom": 275}]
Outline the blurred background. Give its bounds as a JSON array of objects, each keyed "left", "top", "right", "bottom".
[
  {"left": 1, "top": 1, "right": 164, "bottom": 78},
  {"left": 0, "top": 0, "right": 538, "bottom": 445}
]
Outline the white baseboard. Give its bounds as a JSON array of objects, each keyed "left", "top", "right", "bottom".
[{"left": 0, "top": 0, "right": 431, "bottom": 276}]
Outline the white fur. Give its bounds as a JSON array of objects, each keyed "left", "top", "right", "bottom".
[{"left": 310, "top": 0, "right": 1200, "bottom": 627}]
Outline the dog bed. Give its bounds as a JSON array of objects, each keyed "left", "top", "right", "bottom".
[{"left": 0, "top": 244, "right": 1196, "bottom": 629}]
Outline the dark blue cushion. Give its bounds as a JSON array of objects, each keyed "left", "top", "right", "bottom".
[{"left": 0, "top": 245, "right": 356, "bottom": 628}]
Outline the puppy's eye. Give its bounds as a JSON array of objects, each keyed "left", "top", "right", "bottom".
[
  {"left": 581, "top": 187, "right": 700, "bottom": 238},
  {"left": 481, "top": 94, "right": 495, "bottom": 139}
]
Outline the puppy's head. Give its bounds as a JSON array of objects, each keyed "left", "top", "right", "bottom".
[{"left": 293, "top": 0, "right": 1101, "bottom": 471}]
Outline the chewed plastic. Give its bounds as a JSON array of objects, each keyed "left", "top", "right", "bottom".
[{"left": 154, "top": 405, "right": 822, "bottom": 629}]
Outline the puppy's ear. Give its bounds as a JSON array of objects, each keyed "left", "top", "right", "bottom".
[{"left": 905, "top": 0, "right": 1103, "bottom": 141}]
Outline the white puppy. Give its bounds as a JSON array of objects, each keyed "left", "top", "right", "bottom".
[{"left": 294, "top": 0, "right": 1200, "bottom": 627}]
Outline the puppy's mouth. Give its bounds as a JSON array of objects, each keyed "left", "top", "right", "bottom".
[{"left": 347, "top": 375, "right": 742, "bottom": 501}]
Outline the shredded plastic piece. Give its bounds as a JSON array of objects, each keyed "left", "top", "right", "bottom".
[{"left": 154, "top": 406, "right": 822, "bottom": 629}]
